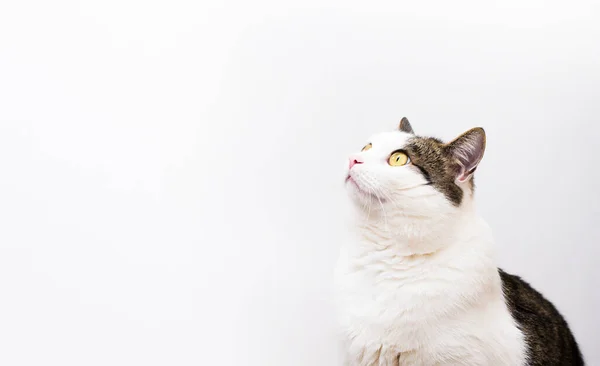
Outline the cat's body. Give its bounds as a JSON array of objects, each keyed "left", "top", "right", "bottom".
[{"left": 335, "top": 119, "right": 582, "bottom": 365}]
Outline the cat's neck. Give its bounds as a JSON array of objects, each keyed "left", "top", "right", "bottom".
[{"left": 350, "top": 197, "right": 486, "bottom": 256}]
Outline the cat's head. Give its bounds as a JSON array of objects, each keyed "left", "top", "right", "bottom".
[{"left": 345, "top": 118, "right": 486, "bottom": 219}]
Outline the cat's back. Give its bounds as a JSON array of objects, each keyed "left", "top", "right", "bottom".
[{"left": 499, "top": 269, "right": 584, "bottom": 366}]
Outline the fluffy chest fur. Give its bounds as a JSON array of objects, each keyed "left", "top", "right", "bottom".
[{"left": 334, "top": 220, "right": 527, "bottom": 366}]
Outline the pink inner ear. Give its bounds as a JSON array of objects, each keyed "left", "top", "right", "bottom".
[
  {"left": 456, "top": 166, "right": 477, "bottom": 183},
  {"left": 457, "top": 168, "right": 469, "bottom": 183},
  {"left": 457, "top": 171, "right": 470, "bottom": 183},
  {"left": 448, "top": 127, "right": 486, "bottom": 183}
]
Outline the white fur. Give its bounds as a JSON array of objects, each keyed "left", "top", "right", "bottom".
[{"left": 335, "top": 131, "right": 527, "bottom": 365}]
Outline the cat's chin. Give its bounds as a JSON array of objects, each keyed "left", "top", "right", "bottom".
[{"left": 345, "top": 176, "right": 385, "bottom": 205}]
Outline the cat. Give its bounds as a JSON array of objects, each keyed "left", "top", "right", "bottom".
[{"left": 334, "top": 118, "right": 583, "bottom": 366}]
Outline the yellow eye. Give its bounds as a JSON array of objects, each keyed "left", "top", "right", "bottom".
[
  {"left": 389, "top": 151, "right": 410, "bottom": 166},
  {"left": 361, "top": 143, "right": 372, "bottom": 152}
]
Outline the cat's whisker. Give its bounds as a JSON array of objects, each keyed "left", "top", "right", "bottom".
[
  {"left": 373, "top": 189, "right": 402, "bottom": 234},
  {"left": 375, "top": 195, "right": 388, "bottom": 231},
  {"left": 365, "top": 194, "right": 373, "bottom": 226},
  {"left": 376, "top": 189, "right": 409, "bottom": 236}
]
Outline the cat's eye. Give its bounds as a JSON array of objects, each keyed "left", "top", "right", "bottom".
[
  {"left": 389, "top": 151, "right": 410, "bottom": 166},
  {"left": 361, "top": 143, "right": 372, "bottom": 152}
]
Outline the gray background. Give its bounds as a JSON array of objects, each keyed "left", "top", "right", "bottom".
[{"left": 0, "top": 0, "right": 598, "bottom": 365}]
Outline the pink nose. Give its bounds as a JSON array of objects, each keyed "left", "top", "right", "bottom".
[{"left": 349, "top": 157, "right": 363, "bottom": 169}]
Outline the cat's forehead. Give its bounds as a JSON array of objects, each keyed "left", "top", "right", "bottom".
[{"left": 367, "top": 131, "right": 413, "bottom": 151}]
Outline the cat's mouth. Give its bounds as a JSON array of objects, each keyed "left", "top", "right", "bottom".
[{"left": 345, "top": 175, "right": 385, "bottom": 202}]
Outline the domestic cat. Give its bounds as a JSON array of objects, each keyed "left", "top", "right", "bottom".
[{"left": 334, "top": 118, "right": 583, "bottom": 365}]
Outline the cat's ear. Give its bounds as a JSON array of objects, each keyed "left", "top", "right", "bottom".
[
  {"left": 446, "top": 127, "right": 486, "bottom": 183},
  {"left": 398, "top": 117, "right": 414, "bottom": 134}
]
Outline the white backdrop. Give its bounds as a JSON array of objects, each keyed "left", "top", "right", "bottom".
[{"left": 0, "top": 0, "right": 598, "bottom": 365}]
